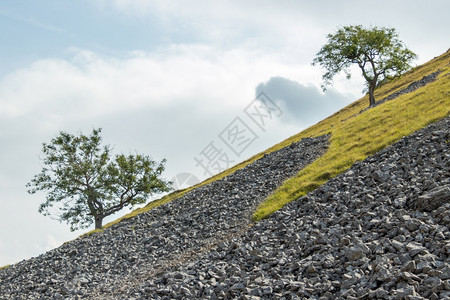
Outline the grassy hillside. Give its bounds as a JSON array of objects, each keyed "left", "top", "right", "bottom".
[
  {"left": 254, "top": 51, "right": 450, "bottom": 220},
  {"left": 97, "top": 50, "right": 449, "bottom": 232}
]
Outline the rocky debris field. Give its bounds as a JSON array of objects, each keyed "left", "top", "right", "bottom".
[
  {"left": 379, "top": 70, "right": 441, "bottom": 103},
  {"left": 0, "top": 134, "right": 330, "bottom": 299},
  {"left": 1, "top": 116, "right": 449, "bottom": 300},
  {"left": 118, "top": 117, "right": 450, "bottom": 300},
  {"left": 352, "top": 70, "right": 442, "bottom": 119}
]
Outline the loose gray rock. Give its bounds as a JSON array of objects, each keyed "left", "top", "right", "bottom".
[
  {"left": 1, "top": 116, "right": 449, "bottom": 300},
  {"left": 113, "top": 116, "right": 449, "bottom": 299},
  {"left": 0, "top": 135, "right": 330, "bottom": 299},
  {"left": 416, "top": 184, "right": 450, "bottom": 212}
]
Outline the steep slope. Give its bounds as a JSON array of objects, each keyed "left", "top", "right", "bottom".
[
  {"left": 102, "top": 49, "right": 449, "bottom": 230},
  {"left": 254, "top": 51, "right": 450, "bottom": 220},
  {"left": 116, "top": 116, "right": 449, "bottom": 299},
  {"left": 0, "top": 50, "right": 449, "bottom": 299},
  {"left": 0, "top": 136, "right": 329, "bottom": 299}
]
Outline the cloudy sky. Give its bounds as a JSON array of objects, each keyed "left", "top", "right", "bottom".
[{"left": 0, "top": 0, "right": 448, "bottom": 266}]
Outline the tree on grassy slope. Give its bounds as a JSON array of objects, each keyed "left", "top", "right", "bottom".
[
  {"left": 27, "top": 128, "right": 172, "bottom": 231},
  {"left": 313, "top": 25, "right": 416, "bottom": 107}
]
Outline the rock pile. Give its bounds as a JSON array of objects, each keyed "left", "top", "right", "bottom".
[
  {"left": 0, "top": 135, "right": 330, "bottom": 299},
  {"left": 117, "top": 117, "right": 450, "bottom": 299},
  {"left": 379, "top": 70, "right": 441, "bottom": 103},
  {"left": 350, "top": 70, "right": 443, "bottom": 119},
  {"left": 1, "top": 116, "right": 448, "bottom": 300}
]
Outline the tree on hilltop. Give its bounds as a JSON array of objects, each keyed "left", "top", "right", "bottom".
[
  {"left": 313, "top": 25, "right": 417, "bottom": 107},
  {"left": 27, "top": 128, "right": 172, "bottom": 231}
]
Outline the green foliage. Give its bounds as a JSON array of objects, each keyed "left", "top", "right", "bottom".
[
  {"left": 0, "top": 264, "right": 10, "bottom": 270},
  {"left": 313, "top": 25, "right": 417, "bottom": 106},
  {"left": 86, "top": 50, "right": 449, "bottom": 234},
  {"left": 254, "top": 53, "right": 450, "bottom": 221},
  {"left": 27, "top": 128, "right": 172, "bottom": 231}
]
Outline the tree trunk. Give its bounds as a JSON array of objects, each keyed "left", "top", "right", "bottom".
[
  {"left": 368, "top": 83, "right": 376, "bottom": 107},
  {"left": 94, "top": 216, "right": 103, "bottom": 230}
]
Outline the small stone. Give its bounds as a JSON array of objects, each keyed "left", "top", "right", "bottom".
[
  {"left": 424, "top": 277, "right": 442, "bottom": 289},
  {"left": 401, "top": 271, "right": 421, "bottom": 282},
  {"left": 230, "top": 283, "right": 245, "bottom": 291},
  {"left": 306, "top": 265, "right": 317, "bottom": 274},
  {"left": 248, "top": 287, "right": 260, "bottom": 296},
  {"left": 443, "top": 243, "right": 450, "bottom": 254},
  {"left": 290, "top": 281, "right": 305, "bottom": 292},
  {"left": 341, "top": 237, "right": 351, "bottom": 246},
  {"left": 373, "top": 171, "right": 389, "bottom": 182},
  {"left": 342, "top": 273, "right": 353, "bottom": 280},
  {"left": 341, "top": 288, "right": 356, "bottom": 297},
  {"left": 53, "top": 293, "right": 64, "bottom": 300},
  {"left": 374, "top": 288, "right": 389, "bottom": 298},
  {"left": 405, "top": 219, "right": 423, "bottom": 232},
  {"left": 416, "top": 185, "right": 450, "bottom": 211},
  {"left": 391, "top": 240, "right": 405, "bottom": 252},
  {"left": 443, "top": 280, "right": 450, "bottom": 290},
  {"left": 439, "top": 266, "right": 450, "bottom": 280},
  {"left": 376, "top": 268, "right": 392, "bottom": 282},
  {"left": 394, "top": 197, "right": 407, "bottom": 208},
  {"left": 406, "top": 242, "right": 425, "bottom": 256},
  {"left": 428, "top": 270, "right": 443, "bottom": 277},
  {"left": 439, "top": 291, "right": 450, "bottom": 299},
  {"left": 406, "top": 296, "right": 425, "bottom": 300},
  {"left": 394, "top": 235, "right": 406, "bottom": 242},
  {"left": 74, "top": 276, "right": 90, "bottom": 286},
  {"left": 347, "top": 247, "right": 364, "bottom": 261},
  {"left": 395, "top": 286, "right": 416, "bottom": 297},
  {"left": 261, "top": 286, "right": 273, "bottom": 295},
  {"left": 401, "top": 215, "right": 412, "bottom": 222},
  {"left": 416, "top": 261, "right": 432, "bottom": 273},
  {"left": 429, "top": 293, "right": 439, "bottom": 300}
]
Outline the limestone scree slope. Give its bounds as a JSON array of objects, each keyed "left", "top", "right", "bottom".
[
  {"left": 0, "top": 118, "right": 449, "bottom": 299},
  {"left": 1, "top": 137, "right": 331, "bottom": 299},
  {"left": 0, "top": 52, "right": 449, "bottom": 299},
  {"left": 118, "top": 116, "right": 448, "bottom": 300}
]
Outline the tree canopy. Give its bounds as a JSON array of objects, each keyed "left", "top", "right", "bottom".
[
  {"left": 27, "top": 128, "right": 172, "bottom": 231},
  {"left": 313, "top": 25, "right": 417, "bottom": 107}
]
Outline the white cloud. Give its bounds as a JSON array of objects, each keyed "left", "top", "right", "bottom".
[
  {"left": 0, "top": 45, "right": 357, "bottom": 268},
  {"left": 0, "top": 43, "right": 362, "bottom": 175},
  {"left": 93, "top": 0, "right": 325, "bottom": 55},
  {"left": 1, "top": 0, "right": 448, "bottom": 268},
  {"left": 93, "top": 0, "right": 450, "bottom": 66},
  {"left": 0, "top": 45, "right": 343, "bottom": 124}
]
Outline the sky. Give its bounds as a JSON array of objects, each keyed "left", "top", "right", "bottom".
[{"left": 0, "top": 0, "right": 449, "bottom": 266}]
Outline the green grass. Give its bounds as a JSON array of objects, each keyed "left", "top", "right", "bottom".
[
  {"left": 253, "top": 51, "right": 450, "bottom": 220},
  {"left": 86, "top": 50, "right": 449, "bottom": 234},
  {"left": 0, "top": 264, "right": 10, "bottom": 270}
]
